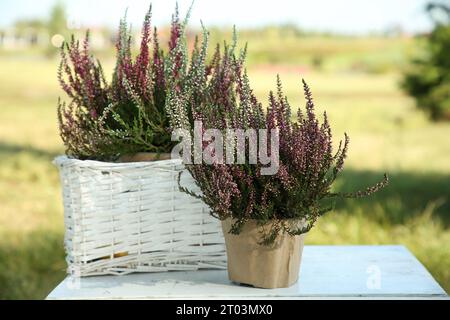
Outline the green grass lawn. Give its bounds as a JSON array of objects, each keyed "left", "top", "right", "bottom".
[
  {"left": 211, "top": 29, "right": 413, "bottom": 73},
  {"left": 0, "top": 49, "right": 449, "bottom": 299}
]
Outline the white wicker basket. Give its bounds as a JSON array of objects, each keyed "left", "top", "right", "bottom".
[{"left": 53, "top": 156, "right": 226, "bottom": 276}]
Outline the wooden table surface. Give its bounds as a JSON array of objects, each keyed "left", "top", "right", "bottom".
[{"left": 47, "top": 245, "right": 447, "bottom": 299}]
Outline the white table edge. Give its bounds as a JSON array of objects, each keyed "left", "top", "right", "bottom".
[{"left": 46, "top": 245, "right": 448, "bottom": 300}]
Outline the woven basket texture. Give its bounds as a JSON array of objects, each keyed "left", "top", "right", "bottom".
[{"left": 53, "top": 156, "right": 226, "bottom": 276}]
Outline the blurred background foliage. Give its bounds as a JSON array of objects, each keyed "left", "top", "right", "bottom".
[
  {"left": 402, "top": 1, "right": 450, "bottom": 120},
  {"left": 0, "top": 1, "right": 449, "bottom": 299}
]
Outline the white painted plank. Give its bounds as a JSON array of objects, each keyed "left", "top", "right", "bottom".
[{"left": 46, "top": 245, "right": 447, "bottom": 299}]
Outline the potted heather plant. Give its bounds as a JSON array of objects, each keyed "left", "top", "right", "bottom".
[
  {"left": 54, "top": 4, "right": 231, "bottom": 276},
  {"left": 57, "top": 6, "right": 187, "bottom": 161},
  {"left": 177, "top": 52, "right": 389, "bottom": 287}
]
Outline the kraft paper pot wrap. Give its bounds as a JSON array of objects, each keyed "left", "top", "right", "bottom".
[{"left": 221, "top": 218, "right": 306, "bottom": 289}]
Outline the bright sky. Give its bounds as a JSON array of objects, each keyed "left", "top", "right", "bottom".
[{"left": 0, "top": 0, "right": 434, "bottom": 34}]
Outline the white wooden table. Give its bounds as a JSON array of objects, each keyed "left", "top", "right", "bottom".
[{"left": 47, "top": 245, "right": 447, "bottom": 299}]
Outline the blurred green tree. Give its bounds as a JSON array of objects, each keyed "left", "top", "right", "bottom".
[{"left": 402, "top": 1, "right": 450, "bottom": 121}]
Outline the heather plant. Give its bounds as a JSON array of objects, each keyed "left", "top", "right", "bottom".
[
  {"left": 57, "top": 5, "right": 204, "bottom": 160},
  {"left": 165, "top": 27, "right": 248, "bottom": 131},
  {"left": 179, "top": 57, "right": 389, "bottom": 244}
]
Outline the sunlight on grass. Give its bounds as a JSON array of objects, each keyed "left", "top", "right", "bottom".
[{"left": 0, "top": 52, "right": 449, "bottom": 298}]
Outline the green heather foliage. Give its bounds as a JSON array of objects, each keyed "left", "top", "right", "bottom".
[{"left": 402, "top": 1, "right": 450, "bottom": 121}]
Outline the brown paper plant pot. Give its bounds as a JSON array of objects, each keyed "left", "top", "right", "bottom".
[{"left": 221, "top": 218, "right": 306, "bottom": 289}]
